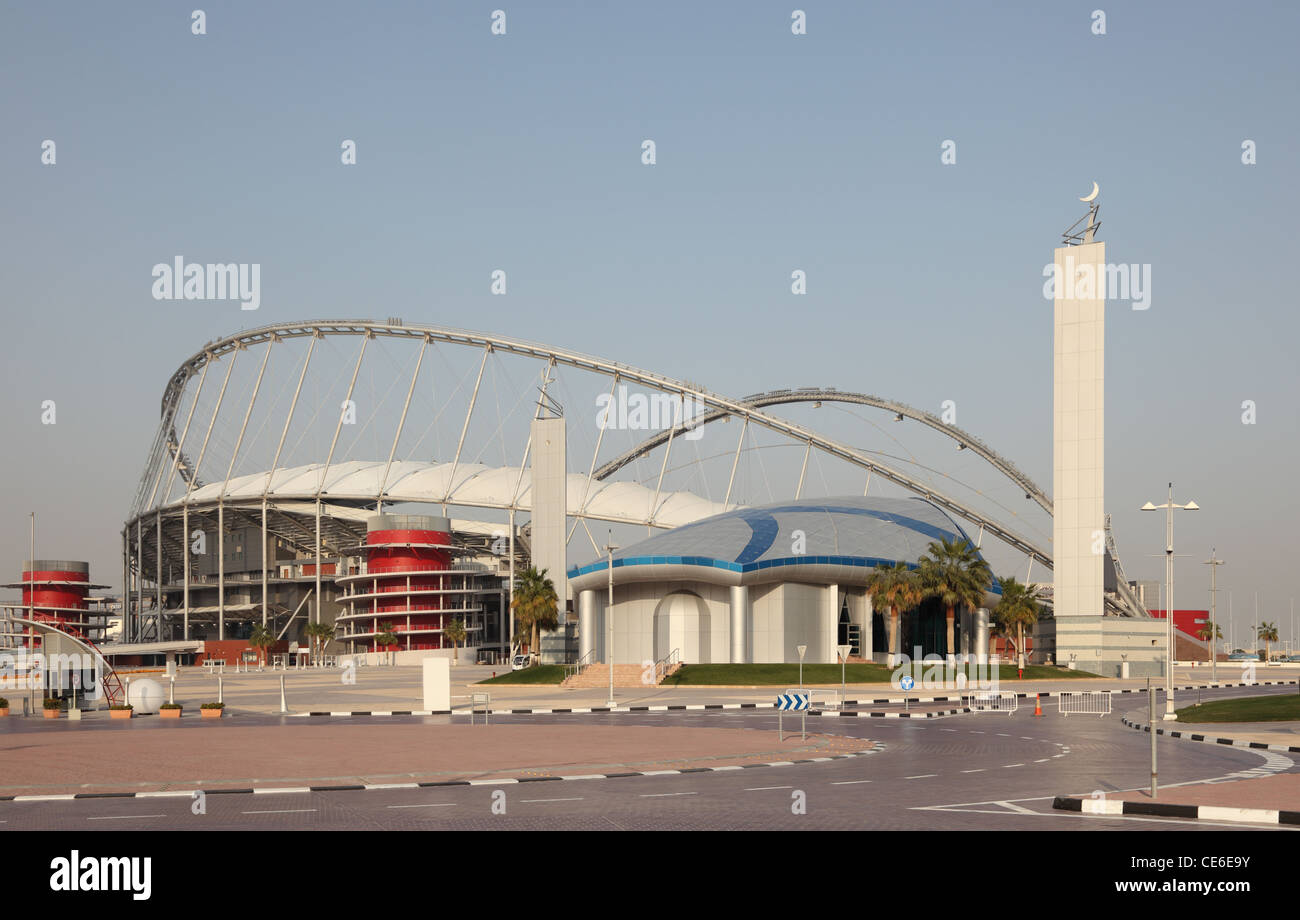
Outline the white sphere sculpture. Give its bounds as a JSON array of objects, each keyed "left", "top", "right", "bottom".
[{"left": 127, "top": 678, "right": 165, "bottom": 714}]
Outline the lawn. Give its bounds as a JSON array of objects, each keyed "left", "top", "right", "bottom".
[
  {"left": 477, "top": 665, "right": 568, "bottom": 685},
  {"left": 1175, "top": 693, "right": 1300, "bottom": 723},
  {"left": 659, "top": 662, "right": 1100, "bottom": 686}
]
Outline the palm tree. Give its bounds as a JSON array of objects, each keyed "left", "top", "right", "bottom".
[
  {"left": 1196, "top": 620, "right": 1222, "bottom": 661},
  {"left": 248, "top": 622, "right": 275, "bottom": 667},
  {"left": 374, "top": 622, "right": 399, "bottom": 665},
  {"left": 992, "top": 576, "right": 1042, "bottom": 670},
  {"left": 304, "top": 620, "right": 334, "bottom": 664},
  {"left": 1257, "top": 622, "right": 1279, "bottom": 662},
  {"left": 918, "top": 538, "right": 993, "bottom": 662},
  {"left": 865, "top": 561, "right": 923, "bottom": 667},
  {"left": 444, "top": 617, "right": 468, "bottom": 664},
  {"left": 511, "top": 567, "right": 559, "bottom": 661}
]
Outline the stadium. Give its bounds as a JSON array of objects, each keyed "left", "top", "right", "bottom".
[{"left": 96, "top": 318, "right": 1162, "bottom": 675}]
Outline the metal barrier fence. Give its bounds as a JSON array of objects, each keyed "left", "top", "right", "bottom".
[
  {"left": 963, "top": 691, "right": 1018, "bottom": 713},
  {"left": 1059, "top": 690, "right": 1111, "bottom": 717},
  {"left": 804, "top": 688, "right": 843, "bottom": 710}
]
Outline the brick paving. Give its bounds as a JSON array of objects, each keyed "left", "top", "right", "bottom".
[{"left": 0, "top": 720, "right": 868, "bottom": 796}]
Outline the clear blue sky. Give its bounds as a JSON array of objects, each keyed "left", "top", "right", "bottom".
[{"left": 1, "top": 2, "right": 1297, "bottom": 639}]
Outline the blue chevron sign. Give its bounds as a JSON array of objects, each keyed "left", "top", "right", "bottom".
[{"left": 776, "top": 693, "right": 810, "bottom": 711}]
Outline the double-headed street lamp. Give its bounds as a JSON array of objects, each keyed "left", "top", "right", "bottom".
[{"left": 1141, "top": 483, "right": 1199, "bottom": 720}]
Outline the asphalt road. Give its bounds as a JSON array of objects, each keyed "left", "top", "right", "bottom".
[{"left": 3, "top": 685, "right": 1296, "bottom": 831}]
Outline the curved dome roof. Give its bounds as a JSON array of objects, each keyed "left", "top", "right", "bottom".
[{"left": 569, "top": 495, "right": 993, "bottom": 591}]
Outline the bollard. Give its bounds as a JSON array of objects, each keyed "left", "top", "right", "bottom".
[
  {"left": 278, "top": 675, "right": 288, "bottom": 714},
  {"left": 218, "top": 675, "right": 224, "bottom": 705},
  {"left": 169, "top": 676, "right": 175, "bottom": 705}
]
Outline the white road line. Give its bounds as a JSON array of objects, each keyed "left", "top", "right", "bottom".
[
  {"left": 639, "top": 792, "right": 697, "bottom": 798},
  {"left": 385, "top": 803, "right": 456, "bottom": 809},
  {"left": 961, "top": 769, "right": 986, "bottom": 773},
  {"left": 970, "top": 731, "right": 985, "bottom": 734},
  {"left": 1003, "top": 763, "right": 1024, "bottom": 768},
  {"left": 520, "top": 797, "right": 584, "bottom": 803},
  {"left": 1020, "top": 736, "right": 1034, "bottom": 740},
  {"left": 744, "top": 786, "right": 792, "bottom": 791},
  {"left": 905, "top": 774, "right": 938, "bottom": 780},
  {"left": 940, "top": 728, "right": 957, "bottom": 732},
  {"left": 997, "top": 800, "right": 1041, "bottom": 815},
  {"left": 830, "top": 780, "right": 872, "bottom": 785},
  {"left": 241, "top": 809, "right": 317, "bottom": 815},
  {"left": 996, "top": 733, "right": 1010, "bottom": 737},
  {"left": 87, "top": 814, "right": 167, "bottom": 820},
  {"left": 1034, "top": 758, "right": 1051, "bottom": 763},
  {"left": 252, "top": 786, "right": 312, "bottom": 795}
]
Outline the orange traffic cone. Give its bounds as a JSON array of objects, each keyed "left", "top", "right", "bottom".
[{"left": 1034, "top": 694, "right": 1042, "bottom": 717}]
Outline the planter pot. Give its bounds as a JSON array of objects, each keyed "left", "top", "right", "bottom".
[
  {"left": 43, "top": 709, "right": 61, "bottom": 719},
  {"left": 0, "top": 707, "right": 9, "bottom": 717},
  {"left": 159, "top": 708, "right": 182, "bottom": 719},
  {"left": 200, "top": 708, "right": 223, "bottom": 719},
  {"left": 110, "top": 709, "right": 134, "bottom": 720}
]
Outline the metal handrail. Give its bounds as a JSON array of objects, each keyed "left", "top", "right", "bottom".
[
  {"left": 653, "top": 647, "right": 681, "bottom": 683},
  {"left": 564, "top": 648, "right": 594, "bottom": 681}
]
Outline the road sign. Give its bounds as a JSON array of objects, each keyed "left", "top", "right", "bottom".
[
  {"left": 776, "top": 692, "right": 810, "bottom": 711},
  {"left": 900, "top": 676, "right": 915, "bottom": 691}
]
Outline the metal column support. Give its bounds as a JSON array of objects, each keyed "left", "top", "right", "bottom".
[
  {"left": 182, "top": 508, "right": 189, "bottom": 640},
  {"left": 155, "top": 513, "right": 162, "bottom": 636},
  {"left": 650, "top": 419, "right": 677, "bottom": 525},
  {"left": 571, "top": 373, "right": 620, "bottom": 542}
]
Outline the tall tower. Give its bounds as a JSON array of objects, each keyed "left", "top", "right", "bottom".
[{"left": 1053, "top": 189, "right": 1105, "bottom": 639}]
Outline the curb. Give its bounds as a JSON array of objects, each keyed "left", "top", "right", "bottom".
[
  {"left": 1118, "top": 713, "right": 1300, "bottom": 754},
  {"left": 287, "top": 680, "right": 1295, "bottom": 717},
  {"left": 1051, "top": 794, "right": 1300, "bottom": 826},
  {"left": 0, "top": 741, "right": 884, "bottom": 803}
]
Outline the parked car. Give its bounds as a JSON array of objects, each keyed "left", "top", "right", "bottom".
[
  {"left": 1227, "top": 652, "right": 1259, "bottom": 661},
  {"left": 511, "top": 654, "right": 531, "bottom": 671}
]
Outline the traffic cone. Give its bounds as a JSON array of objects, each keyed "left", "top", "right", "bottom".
[{"left": 1034, "top": 694, "right": 1042, "bottom": 717}]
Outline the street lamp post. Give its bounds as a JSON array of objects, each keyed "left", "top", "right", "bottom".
[
  {"left": 797, "top": 645, "right": 807, "bottom": 688},
  {"left": 1141, "top": 483, "right": 1199, "bottom": 720},
  {"left": 1204, "top": 550, "right": 1224, "bottom": 684},
  {"left": 605, "top": 533, "right": 618, "bottom": 709}
]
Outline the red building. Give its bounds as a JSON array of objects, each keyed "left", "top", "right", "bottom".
[
  {"left": 335, "top": 514, "right": 486, "bottom": 653},
  {"left": 2, "top": 560, "right": 111, "bottom": 642}
]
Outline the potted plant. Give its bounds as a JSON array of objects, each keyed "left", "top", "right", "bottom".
[
  {"left": 0, "top": 697, "right": 9, "bottom": 717},
  {"left": 109, "top": 704, "right": 134, "bottom": 720},
  {"left": 159, "top": 702, "right": 182, "bottom": 719},
  {"left": 42, "top": 697, "right": 64, "bottom": 719},
  {"left": 200, "top": 701, "right": 225, "bottom": 720}
]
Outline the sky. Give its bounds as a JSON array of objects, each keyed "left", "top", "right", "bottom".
[{"left": 1, "top": 2, "right": 1297, "bottom": 642}]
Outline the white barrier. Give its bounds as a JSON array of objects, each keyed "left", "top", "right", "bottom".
[
  {"left": 805, "top": 688, "right": 843, "bottom": 710},
  {"left": 964, "top": 691, "right": 1018, "bottom": 713},
  {"left": 1059, "top": 690, "right": 1111, "bottom": 717}
]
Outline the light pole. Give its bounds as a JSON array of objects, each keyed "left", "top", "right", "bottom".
[
  {"left": 1203, "top": 550, "right": 1224, "bottom": 684},
  {"left": 797, "top": 645, "right": 807, "bottom": 688},
  {"left": 605, "top": 532, "right": 618, "bottom": 709},
  {"left": 1141, "top": 483, "right": 1199, "bottom": 720}
]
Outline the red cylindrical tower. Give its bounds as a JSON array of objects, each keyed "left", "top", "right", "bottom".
[
  {"left": 3, "top": 560, "right": 110, "bottom": 640},
  {"left": 336, "top": 515, "right": 481, "bottom": 653}
]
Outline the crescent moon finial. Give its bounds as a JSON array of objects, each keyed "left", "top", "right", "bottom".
[{"left": 1080, "top": 181, "right": 1100, "bottom": 203}]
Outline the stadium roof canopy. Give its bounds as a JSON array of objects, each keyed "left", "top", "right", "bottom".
[
  {"left": 173, "top": 460, "right": 732, "bottom": 530},
  {"left": 569, "top": 496, "right": 1002, "bottom": 596}
]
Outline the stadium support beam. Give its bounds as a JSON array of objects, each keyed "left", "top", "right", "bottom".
[
  {"left": 650, "top": 420, "right": 676, "bottom": 528},
  {"left": 445, "top": 344, "right": 490, "bottom": 515},
  {"left": 316, "top": 334, "right": 370, "bottom": 624},
  {"left": 795, "top": 440, "right": 811, "bottom": 500},
  {"left": 723, "top": 417, "right": 748, "bottom": 508},
  {"left": 263, "top": 334, "right": 317, "bottom": 627},
  {"left": 378, "top": 335, "right": 429, "bottom": 510}
]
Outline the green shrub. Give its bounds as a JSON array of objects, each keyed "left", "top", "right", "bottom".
[
  {"left": 200, "top": 701, "right": 225, "bottom": 710},
  {"left": 109, "top": 704, "right": 134, "bottom": 711},
  {"left": 160, "top": 702, "right": 182, "bottom": 710},
  {"left": 42, "top": 697, "right": 64, "bottom": 711}
]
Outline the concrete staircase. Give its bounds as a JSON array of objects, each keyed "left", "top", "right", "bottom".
[{"left": 562, "top": 662, "right": 681, "bottom": 688}]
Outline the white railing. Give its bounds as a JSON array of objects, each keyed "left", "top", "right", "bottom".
[
  {"left": 964, "top": 691, "right": 1018, "bottom": 713},
  {"left": 804, "top": 688, "right": 844, "bottom": 710},
  {"left": 1059, "top": 690, "right": 1111, "bottom": 717}
]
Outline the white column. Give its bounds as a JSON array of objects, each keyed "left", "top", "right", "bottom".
[
  {"left": 579, "top": 589, "right": 596, "bottom": 662},
  {"left": 974, "top": 607, "right": 990, "bottom": 665},
  {"left": 729, "top": 584, "right": 748, "bottom": 664}
]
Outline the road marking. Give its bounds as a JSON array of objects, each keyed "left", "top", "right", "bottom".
[
  {"left": 386, "top": 803, "right": 456, "bottom": 809},
  {"left": 961, "top": 769, "right": 985, "bottom": 773},
  {"left": 969, "top": 731, "right": 985, "bottom": 734},
  {"left": 241, "top": 809, "right": 317, "bottom": 815},
  {"left": 1002, "top": 763, "right": 1024, "bottom": 768},
  {"left": 639, "top": 792, "right": 697, "bottom": 798},
  {"left": 996, "top": 733, "right": 1010, "bottom": 737},
  {"left": 830, "top": 780, "right": 872, "bottom": 785},
  {"left": 744, "top": 786, "right": 792, "bottom": 792},
  {"left": 997, "top": 800, "right": 1040, "bottom": 815},
  {"left": 1020, "top": 736, "right": 1034, "bottom": 740},
  {"left": 520, "top": 797, "right": 584, "bottom": 803},
  {"left": 253, "top": 786, "right": 312, "bottom": 795},
  {"left": 87, "top": 814, "right": 167, "bottom": 821},
  {"left": 905, "top": 774, "right": 938, "bottom": 780},
  {"left": 1034, "top": 758, "right": 1051, "bottom": 763},
  {"left": 940, "top": 728, "right": 957, "bottom": 732}
]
